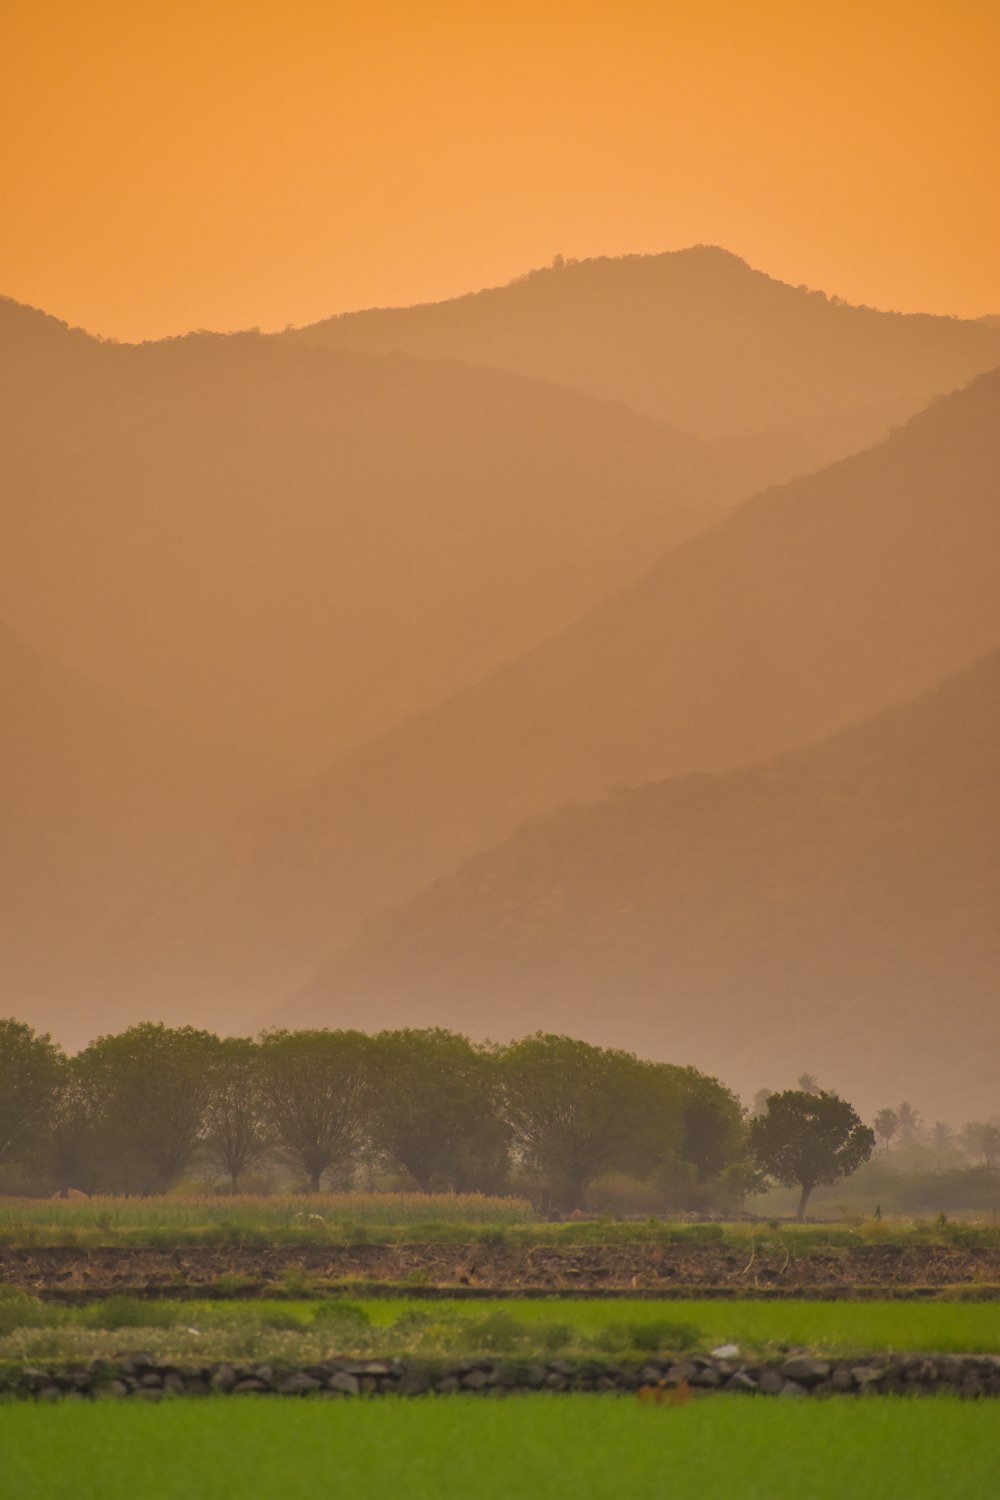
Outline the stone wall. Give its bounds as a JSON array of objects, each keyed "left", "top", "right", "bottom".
[{"left": 7, "top": 1352, "right": 1000, "bottom": 1401}]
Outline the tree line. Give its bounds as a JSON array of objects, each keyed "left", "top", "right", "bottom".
[{"left": 0, "top": 1020, "right": 755, "bottom": 1210}]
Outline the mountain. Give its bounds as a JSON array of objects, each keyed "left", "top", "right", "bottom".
[
  {"left": 0, "top": 625, "right": 266, "bottom": 1022},
  {"left": 288, "top": 247, "right": 1000, "bottom": 492},
  {"left": 288, "top": 654, "right": 1000, "bottom": 1120},
  {"left": 111, "top": 368, "right": 1000, "bottom": 1034},
  {"left": 0, "top": 295, "right": 724, "bottom": 771}
]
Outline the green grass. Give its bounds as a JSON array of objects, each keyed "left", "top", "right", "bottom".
[
  {"left": 1, "top": 1396, "right": 997, "bottom": 1500},
  {"left": 2, "top": 1294, "right": 997, "bottom": 1366}
]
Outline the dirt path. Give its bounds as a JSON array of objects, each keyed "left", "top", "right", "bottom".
[{"left": 3, "top": 1241, "right": 998, "bottom": 1298}]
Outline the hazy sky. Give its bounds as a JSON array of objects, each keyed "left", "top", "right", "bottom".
[{"left": 4, "top": 0, "right": 998, "bottom": 340}]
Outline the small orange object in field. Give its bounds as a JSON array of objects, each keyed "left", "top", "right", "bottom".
[{"left": 637, "top": 1379, "right": 690, "bottom": 1406}]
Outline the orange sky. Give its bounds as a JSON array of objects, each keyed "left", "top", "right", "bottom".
[{"left": 3, "top": 0, "right": 998, "bottom": 341}]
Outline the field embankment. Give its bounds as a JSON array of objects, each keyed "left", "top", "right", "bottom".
[{"left": 5, "top": 1240, "right": 1000, "bottom": 1298}]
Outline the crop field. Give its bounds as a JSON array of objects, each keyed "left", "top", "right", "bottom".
[
  {"left": 3, "top": 1196, "right": 999, "bottom": 1249},
  {"left": 3, "top": 1395, "right": 998, "bottom": 1500},
  {"left": 2, "top": 1291, "right": 998, "bottom": 1366},
  {"left": 0, "top": 1193, "right": 537, "bottom": 1246}
]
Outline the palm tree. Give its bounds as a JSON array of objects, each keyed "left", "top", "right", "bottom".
[
  {"left": 797, "top": 1073, "right": 820, "bottom": 1095},
  {"left": 895, "top": 1102, "right": 922, "bottom": 1146},
  {"left": 874, "top": 1107, "right": 899, "bottom": 1155}
]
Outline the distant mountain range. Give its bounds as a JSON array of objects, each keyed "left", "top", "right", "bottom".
[
  {"left": 289, "top": 246, "right": 1000, "bottom": 491},
  {"left": 105, "top": 368, "right": 1000, "bottom": 1047},
  {"left": 0, "top": 295, "right": 721, "bottom": 770},
  {"left": 3, "top": 252, "right": 999, "bottom": 1110},
  {"left": 286, "top": 653, "right": 1000, "bottom": 1120}
]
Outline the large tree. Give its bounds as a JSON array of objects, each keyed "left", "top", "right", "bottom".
[
  {"left": 202, "top": 1037, "right": 271, "bottom": 1193},
  {"left": 258, "top": 1029, "right": 369, "bottom": 1192},
  {"left": 748, "top": 1089, "right": 875, "bottom": 1218},
  {"left": 0, "top": 1018, "right": 64, "bottom": 1172},
  {"left": 75, "top": 1023, "right": 218, "bottom": 1193},
  {"left": 366, "top": 1029, "right": 509, "bottom": 1193},
  {"left": 499, "top": 1034, "right": 648, "bottom": 1210}
]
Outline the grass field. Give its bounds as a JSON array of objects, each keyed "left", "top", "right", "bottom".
[
  {"left": 1, "top": 1395, "right": 997, "bottom": 1500},
  {"left": 3, "top": 1293, "right": 997, "bottom": 1365},
  {"left": 2, "top": 1194, "right": 998, "bottom": 1248}
]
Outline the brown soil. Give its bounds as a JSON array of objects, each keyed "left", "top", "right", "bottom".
[{"left": 3, "top": 1242, "right": 999, "bottom": 1299}]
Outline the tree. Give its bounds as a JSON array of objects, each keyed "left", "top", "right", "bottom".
[
  {"left": 203, "top": 1037, "right": 271, "bottom": 1193},
  {"left": 960, "top": 1121, "right": 1000, "bottom": 1170},
  {"left": 258, "top": 1030, "right": 369, "bottom": 1192},
  {"left": 499, "top": 1034, "right": 647, "bottom": 1210},
  {"left": 366, "top": 1029, "right": 509, "bottom": 1193},
  {"left": 75, "top": 1024, "right": 218, "bottom": 1193},
  {"left": 930, "top": 1121, "right": 956, "bottom": 1154},
  {"left": 751, "top": 1088, "right": 775, "bottom": 1117},
  {"left": 719, "top": 1157, "right": 768, "bottom": 1212},
  {"left": 895, "top": 1102, "right": 922, "bottom": 1146},
  {"left": 0, "top": 1018, "right": 64, "bottom": 1171},
  {"left": 673, "top": 1070, "right": 743, "bottom": 1182},
  {"left": 748, "top": 1089, "right": 875, "bottom": 1219},
  {"left": 874, "top": 1107, "right": 899, "bottom": 1155},
  {"left": 796, "top": 1074, "right": 820, "bottom": 1096}
]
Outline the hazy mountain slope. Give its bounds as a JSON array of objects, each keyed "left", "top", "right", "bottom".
[
  {"left": 289, "top": 655, "right": 1000, "bottom": 1120},
  {"left": 0, "top": 625, "right": 266, "bottom": 1020},
  {"left": 0, "top": 296, "right": 723, "bottom": 769},
  {"left": 289, "top": 247, "right": 1000, "bottom": 491},
  {"left": 114, "top": 370, "right": 1000, "bottom": 1034}
]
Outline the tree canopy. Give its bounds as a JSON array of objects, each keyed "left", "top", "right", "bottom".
[{"left": 748, "top": 1089, "right": 875, "bottom": 1218}]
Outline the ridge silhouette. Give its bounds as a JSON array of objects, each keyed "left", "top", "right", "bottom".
[{"left": 289, "top": 246, "right": 1000, "bottom": 492}]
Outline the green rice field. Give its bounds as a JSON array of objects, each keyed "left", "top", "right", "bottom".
[
  {"left": 2, "top": 1294, "right": 997, "bottom": 1365},
  {"left": 2, "top": 1395, "right": 997, "bottom": 1500}
]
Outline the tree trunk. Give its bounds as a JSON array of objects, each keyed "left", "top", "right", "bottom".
[
  {"left": 796, "top": 1182, "right": 814, "bottom": 1220},
  {"left": 308, "top": 1168, "right": 322, "bottom": 1194},
  {"left": 230, "top": 1171, "right": 240, "bottom": 1194}
]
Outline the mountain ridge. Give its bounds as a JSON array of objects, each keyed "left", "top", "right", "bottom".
[{"left": 288, "top": 245, "right": 1000, "bottom": 491}]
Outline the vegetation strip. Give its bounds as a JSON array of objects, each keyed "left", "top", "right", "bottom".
[{"left": 6, "top": 1351, "right": 1000, "bottom": 1401}]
